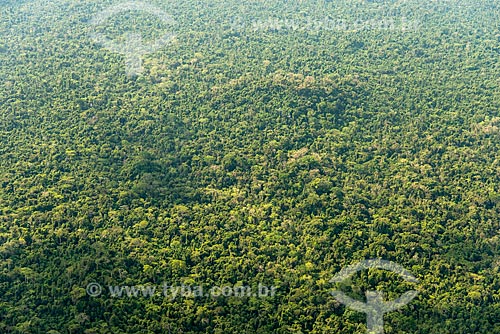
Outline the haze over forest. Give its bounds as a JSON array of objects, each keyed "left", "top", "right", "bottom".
[{"left": 0, "top": 0, "right": 499, "bottom": 333}]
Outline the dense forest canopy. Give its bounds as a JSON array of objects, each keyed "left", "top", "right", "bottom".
[{"left": 0, "top": 0, "right": 499, "bottom": 333}]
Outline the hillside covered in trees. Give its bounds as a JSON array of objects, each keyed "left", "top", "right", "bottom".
[{"left": 0, "top": 0, "right": 499, "bottom": 333}]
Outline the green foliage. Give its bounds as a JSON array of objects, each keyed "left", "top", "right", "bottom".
[{"left": 0, "top": 0, "right": 499, "bottom": 333}]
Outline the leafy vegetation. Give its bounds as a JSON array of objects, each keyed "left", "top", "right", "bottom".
[{"left": 0, "top": 0, "right": 499, "bottom": 333}]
